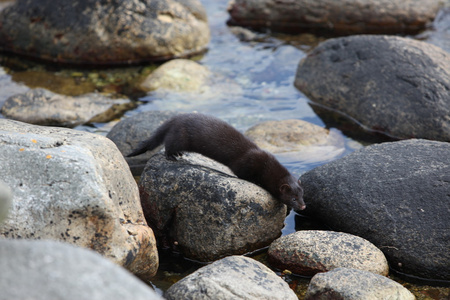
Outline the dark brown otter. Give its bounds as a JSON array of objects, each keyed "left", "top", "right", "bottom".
[{"left": 127, "top": 113, "right": 305, "bottom": 210}]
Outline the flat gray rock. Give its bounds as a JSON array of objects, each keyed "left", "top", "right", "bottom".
[
  {"left": 0, "top": 0, "right": 210, "bottom": 64},
  {"left": 305, "top": 268, "right": 415, "bottom": 300},
  {"left": 295, "top": 35, "right": 450, "bottom": 142},
  {"left": 0, "top": 120, "right": 158, "bottom": 279},
  {"left": 300, "top": 139, "right": 450, "bottom": 283},
  {"left": 2, "top": 88, "right": 133, "bottom": 127},
  {"left": 0, "top": 239, "right": 163, "bottom": 300},
  {"left": 165, "top": 255, "right": 297, "bottom": 300}
]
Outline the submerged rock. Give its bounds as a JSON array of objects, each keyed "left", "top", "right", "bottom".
[
  {"left": 139, "top": 152, "right": 286, "bottom": 262},
  {"left": 245, "top": 119, "right": 345, "bottom": 164},
  {"left": 305, "top": 268, "right": 415, "bottom": 300},
  {"left": 0, "top": 239, "right": 163, "bottom": 300},
  {"left": 140, "top": 59, "right": 211, "bottom": 92},
  {"left": 0, "top": 120, "right": 158, "bottom": 279},
  {"left": 300, "top": 139, "right": 450, "bottom": 283},
  {"left": 0, "top": 0, "right": 210, "bottom": 64},
  {"left": 1, "top": 88, "right": 133, "bottom": 128},
  {"left": 295, "top": 35, "right": 450, "bottom": 142},
  {"left": 165, "top": 256, "right": 297, "bottom": 300},
  {"left": 228, "top": 0, "right": 442, "bottom": 34},
  {"left": 268, "top": 230, "right": 389, "bottom": 277}
]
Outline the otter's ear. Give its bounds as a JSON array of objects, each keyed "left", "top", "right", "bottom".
[{"left": 280, "top": 184, "right": 292, "bottom": 193}]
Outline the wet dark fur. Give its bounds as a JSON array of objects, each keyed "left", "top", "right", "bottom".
[{"left": 127, "top": 113, "right": 305, "bottom": 210}]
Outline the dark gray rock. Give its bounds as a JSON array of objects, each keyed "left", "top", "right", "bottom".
[
  {"left": 305, "top": 268, "right": 415, "bottom": 300},
  {"left": 107, "top": 110, "right": 179, "bottom": 175},
  {"left": 0, "top": 239, "right": 163, "bottom": 300},
  {"left": 300, "top": 139, "right": 450, "bottom": 282},
  {"left": 165, "top": 255, "right": 297, "bottom": 300},
  {"left": 0, "top": 0, "right": 210, "bottom": 64},
  {"left": 294, "top": 35, "right": 450, "bottom": 142},
  {"left": 228, "top": 0, "right": 442, "bottom": 34},
  {"left": 268, "top": 230, "right": 388, "bottom": 277},
  {"left": 1, "top": 88, "right": 133, "bottom": 128},
  {"left": 139, "top": 152, "right": 287, "bottom": 262}
]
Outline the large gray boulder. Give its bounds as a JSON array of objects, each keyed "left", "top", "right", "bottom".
[
  {"left": 295, "top": 35, "right": 450, "bottom": 142},
  {"left": 0, "top": 0, "right": 210, "bottom": 64},
  {"left": 139, "top": 152, "right": 287, "bottom": 262},
  {"left": 0, "top": 119, "right": 158, "bottom": 279},
  {"left": 305, "top": 268, "right": 415, "bottom": 300},
  {"left": 0, "top": 239, "right": 163, "bottom": 300},
  {"left": 268, "top": 230, "right": 388, "bottom": 277},
  {"left": 228, "top": 0, "right": 442, "bottom": 34},
  {"left": 1, "top": 88, "right": 133, "bottom": 128},
  {"left": 300, "top": 139, "right": 450, "bottom": 283},
  {"left": 165, "top": 255, "right": 297, "bottom": 300}
]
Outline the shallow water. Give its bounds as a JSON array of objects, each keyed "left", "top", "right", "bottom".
[{"left": 1, "top": 0, "right": 449, "bottom": 298}]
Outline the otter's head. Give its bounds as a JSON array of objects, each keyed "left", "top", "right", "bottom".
[{"left": 279, "top": 176, "right": 305, "bottom": 211}]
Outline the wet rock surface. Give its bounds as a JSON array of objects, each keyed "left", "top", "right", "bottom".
[
  {"left": 0, "top": 0, "right": 210, "bottom": 64},
  {"left": 107, "top": 110, "right": 179, "bottom": 175},
  {"left": 1, "top": 88, "right": 133, "bottom": 127},
  {"left": 227, "top": 0, "right": 442, "bottom": 34},
  {"left": 268, "top": 230, "right": 389, "bottom": 277},
  {"left": 0, "top": 119, "right": 159, "bottom": 279},
  {"left": 295, "top": 35, "right": 450, "bottom": 142},
  {"left": 139, "top": 152, "right": 286, "bottom": 262},
  {"left": 165, "top": 255, "right": 297, "bottom": 300},
  {"left": 300, "top": 139, "right": 450, "bottom": 282},
  {"left": 0, "top": 239, "right": 163, "bottom": 300},
  {"left": 305, "top": 268, "right": 415, "bottom": 300}
]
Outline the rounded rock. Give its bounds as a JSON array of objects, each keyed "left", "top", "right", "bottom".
[
  {"left": 140, "top": 59, "right": 211, "bottom": 92},
  {"left": 300, "top": 139, "right": 450, "bottom": 283},
  {"left": 294, "top": 35, "right": 450, "bottom": 142},
  {"left": 165, "top": 255, "right": 297, "bottom": 300},
  {"left": 0, "top": 0, "right": 210, "bottom": 64},
  {"left": 305, "top": 268, "right": 415, "bottom": 300},
  {"left": 139, "top": 152, "right": 287, "bottom": 262},
  {"left": 268, "top": 230, "right": 389, "bottom": 277}
]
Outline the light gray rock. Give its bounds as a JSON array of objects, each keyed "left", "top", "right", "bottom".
[
  {"left": 268, "top": 230, "right": 389, "bottom": 277},
  {"left": 0, "top": 239, "right": 163, "bottom": 300},
  {"left": 107, "top": 110, "right": 179, "bottom": 175},
  {"left": 228, "top": 0, "right": 443, "bottom": 34},
  {"left": 294, "top": 35, "right": 450, "bottom": 142},
  {"left": 1, "top": 88, "right": 133, "bottom": 128},
  {"left": 140, "top": 59, "right": 211, "bottom": 92},
  {"left": 305, "top": 268, "right": 415, "bottom": 300},
  {"left": 300, "top": 139, "right": 450, "bottom": 283},
  {"left": 165, "top": 255, "right": 297, "bottom": 300},
  {"left": 139, "top": 152, "right": 287, "bottom": 262},
  {"left": 0, "top": 119, "right": 158, "bottom": 279},
  {"left": 0, "top": 0, "right": 210, "bottom": 64},
  {"left": 0, "top": 181, "right": 12, "bottom": 225}
]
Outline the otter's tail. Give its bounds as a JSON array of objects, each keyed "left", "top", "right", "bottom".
[{"left": 126, "top": 121, "right": 171, "bottom": 157}]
